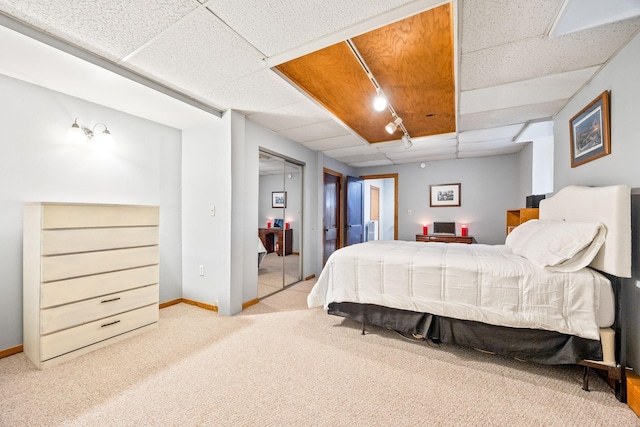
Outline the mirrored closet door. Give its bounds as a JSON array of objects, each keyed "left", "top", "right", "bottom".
[{"left": 258, "top": 150, "right": 303, "bottom": 298}]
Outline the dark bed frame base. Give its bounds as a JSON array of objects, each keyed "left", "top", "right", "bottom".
[{"left": 328, "top": 301, "right": 626, "bottom": 401}]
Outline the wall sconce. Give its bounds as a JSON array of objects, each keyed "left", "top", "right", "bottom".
[{"left": 67, "top": 118, "right": 115, "bottom": 146}]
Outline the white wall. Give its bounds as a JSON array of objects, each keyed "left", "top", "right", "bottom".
[
  {"left": 0, "top": 73, "right": 184, "bottom": 351},
  {"left": 516, "top": 143, "right": 533, "bottom": 202},
  {"left": 553, "top": 35, "right": 640, "bottom": 189},
  {"left": 552, "top": 32, "right": 640, "bottom": 370},
  {"left": 181, "top": 115, "right": 231, "bottom": 310},
  {"left": 532, "top": 136, "right": 554, "bottom": 195},
  {"left": 358, "top": 154, "right": 521, "bottom": 244}
]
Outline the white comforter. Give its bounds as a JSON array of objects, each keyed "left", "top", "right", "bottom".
[{"left": 308, "top": 240, "right": 610, "bottom": 340}]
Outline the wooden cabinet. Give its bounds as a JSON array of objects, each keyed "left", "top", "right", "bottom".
[
  {"left": 259, "top": 228, "right": 293, "bottom": 256},
  {"left": 23, "top": 203, "right": 160, "bottom": 369},
  {"left": 506, "top": 208, "right": 539, "bottom": 235},
  {"left": 415, "top": 234, "right": 474, "bottom": 244}
]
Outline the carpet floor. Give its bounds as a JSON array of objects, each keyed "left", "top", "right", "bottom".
[{"left": 0, "top": 280, "right": 637, "bottom": 426}]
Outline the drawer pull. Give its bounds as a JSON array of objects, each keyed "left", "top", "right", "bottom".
[
  {"left": 101, "top": 320, "right": 121, "bottom": 328},
  {"left": 101, "top": 297, "right": 121, "bottom": 304}
]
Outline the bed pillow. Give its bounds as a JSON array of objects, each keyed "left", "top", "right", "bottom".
[
  {"left": 509, "top": 220, "right": 606, "bottom": 272},
  {"left": 504, "top": 219, "right": 542, "bottom": 253}
]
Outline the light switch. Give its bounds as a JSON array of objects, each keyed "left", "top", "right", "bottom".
[
  {"left": 407, "top": 209, "right": 412, "bottom": 216},
  {"left": 210, "top": 206, "right": 215, "bottom": 216}
]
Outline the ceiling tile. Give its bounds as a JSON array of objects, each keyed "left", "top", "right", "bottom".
[
  {"left": 322, "top": 145, "right": 379, "bottom": 159},
  {"left": 457, "top": 146, "right": 524, "bottom": 158},
  {"left": 461, "top": 0, "right": 562, "bottom": 54},
  {"left": 458, "top": 139, "right": 524, "bottom": 152},
  {"left": 0, "top": 0, "right": 197, "bottom": 61},
  {"left": 300, "top": 134, "right": 365, "bottom": 151},
  {"left": 458, "top": 99, "right": 568, "bottom": 131},
  {"left": 461, "top": 17, "right": 640, "bottom": 90},
  {"left": 246, "top": 99, "right": 332, "bottom": 132},
  {"left": 460, "top": 68, "right": 598, "bottom": 115},
  {"left": 393, "top": 153, "right": 457, "bottom": 164},
  {"left": 386, "top": 146, "right": 457, "bottom": 160},
  {"left": 202, "top": 69, "right": 306, "bottom": 113},
  {"left": 123, "top": 8, "right": 266, "bottom": 98},
  {"left": 206, "top": 0, "right": 416, "bottom": 57},
  {"left": 328, "top": 152, "right": 389, "bottom": 163},
  {"left": 348, "top": 159, "right": 395, "bottom": 167},
  {"left": 458, "top": 123, "right": 525, "bottom": 143},
  {"left": 278, "top": 120, "right": 350, "bottom": 143},
  {"left": 375, "top": 136, "right": 458, "bottom": 153},
  {"left": 0, "top": 24, "right": 218, "bottom": 129}
]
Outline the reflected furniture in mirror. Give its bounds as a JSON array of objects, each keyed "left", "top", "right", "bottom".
[{"left": 259, "top": 228, "right": 293, "bottom": 256}]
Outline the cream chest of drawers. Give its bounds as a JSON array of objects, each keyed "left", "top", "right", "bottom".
[{"left": 23, "top": 203, "right": 160, "bottom": 369}]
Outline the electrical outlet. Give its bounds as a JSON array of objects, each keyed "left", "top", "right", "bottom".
[
  {"left": 407, "top": 209, "right": 413, "bottom": 216},
  {"left": 210, "top": 206, "right": 215, "bottom": 216},
  {"left": 199, "top": 265, "right": 204, "bottom": 276}
]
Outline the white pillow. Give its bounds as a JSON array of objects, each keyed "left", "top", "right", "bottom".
[
  {"left": 505, "top": 219, "right": 542, "bottom": 253},
  {"left": 508, "top": 220, "right": 606, "bottom": 272}
]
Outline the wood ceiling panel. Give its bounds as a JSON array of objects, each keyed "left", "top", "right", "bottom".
[
  {"left": 276, "top": 42, "right": 384, "bottom": 142},
  {"left": 276, "top": 3, "right": 455, "bottom": 144},
  {"left": 354, "top": 3, "right": 455, "bottom": 140}
]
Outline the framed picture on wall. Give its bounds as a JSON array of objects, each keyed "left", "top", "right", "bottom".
[
  {"left": 430, "top": 183, "right": 461, "bottom": 207},
  {"left": 570, "top": 90, "right": 611, "bottom": 168},
  {"left": 272, "top": 191, "right": 287, "bottom": 208}
]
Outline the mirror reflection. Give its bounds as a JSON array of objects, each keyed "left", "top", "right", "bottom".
[{"left": 258, "top": 150, "right": 302, "bottom": 298}]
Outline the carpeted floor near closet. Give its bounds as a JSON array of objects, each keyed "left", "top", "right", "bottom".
[{"left": 0, "top": 279, "right": 636, "bottom": 426}]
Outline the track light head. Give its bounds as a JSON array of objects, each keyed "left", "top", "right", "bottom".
[
  {"left": 385, "top": 117, "right": 403, "bottom": 134},
  {"left": 373, "top": 90, "right": 387, "bottom": 112},
  {"left": 402, "top": 134, "right": 413, "bottom": 149}
]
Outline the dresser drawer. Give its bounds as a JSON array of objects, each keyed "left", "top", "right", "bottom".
[
  {"left": 41, "top": 204, "right": 159, "bottom": 229},
  {"left": 40, "top": 284, "right": 158, "bottom": 334},
  {"left": 41, "top": 266, "right": 159, "bottom": 308},
  {"left": 41, "top": 246, "right": 159, "bottom": 282},
  {"left": 42, "top": 226, "right": 159, "bottom": 255},
  {"left": 40, "top": 304, "right": 158, "bottom": 362}
]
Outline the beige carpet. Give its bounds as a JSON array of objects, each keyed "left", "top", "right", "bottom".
[
  {"left": 258, "top": 252, "right": 300, "bottom": 298},
  {"left": 0, "top": 280, "right": 637, "bottom": 426}
]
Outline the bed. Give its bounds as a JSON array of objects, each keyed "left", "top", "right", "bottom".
[
  {"left": 258, "top": 237, "right": 267, "bottom": 267},
  {"left": 308, "top": 185, "right": 631, "bottom": 398}
]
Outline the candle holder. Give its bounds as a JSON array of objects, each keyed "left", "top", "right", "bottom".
[
  {"left": 285, "top": 222, "right": 290, "bottom": 230},
  {"left": 267, "top": 220, "right": 271, "bottom": 228},
  {"left": 461, "top": 225, "right": 468, "bottom": 237},
  {"left": 422, "top": 225, "right": 428, "bottom": 235}
]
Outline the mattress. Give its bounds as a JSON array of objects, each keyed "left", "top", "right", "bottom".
[{"left": 308, "top": 240, "right": 613, "bottom": 341}]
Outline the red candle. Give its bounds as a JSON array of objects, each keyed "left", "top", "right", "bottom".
[
  {"left": 285, "top": 221, "right": 290, "bottom": 230},
  {"left": 422, "top": 225, "right": 428, "bottom": 235},
  {"left": 267, "top": 220, "right": 271, "bottom": 228},
  {"left": 461, "top": 225, "right": 468, "bottom": 236}
]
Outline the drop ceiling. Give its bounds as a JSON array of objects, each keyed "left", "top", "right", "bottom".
[{"left": 0, "top": 0, "right": 639, "bottom": 167}]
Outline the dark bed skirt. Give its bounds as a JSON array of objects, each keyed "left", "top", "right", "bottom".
[{"left": 327, "top": 302, "right": 603, "bottom": 365}]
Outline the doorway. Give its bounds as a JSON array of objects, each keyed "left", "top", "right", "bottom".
[
  {"left": 360, "top": 174, "right": 398, "bottom": 241},
  {"left": 258, "top": 149, "right": 303, "bottom": 298},
  {"left": 323, "top": 168, "right": 342, "bottom": 266}
]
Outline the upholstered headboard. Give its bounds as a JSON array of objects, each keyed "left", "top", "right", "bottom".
[{"left": 539, "top": 185, "right": 631, "bottom": 278}]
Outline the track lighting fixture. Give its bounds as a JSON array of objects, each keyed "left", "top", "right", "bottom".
[
  {"left": 385, "top": 117, "right": 403, "bottom": 134},
  {"left": 373, "top": 89, "right": 387, "bottom": 112},
  {"left": 345, "top": 38, "right": 414, "bottom": 149},
  {"left": 67, "top": 118, "right": 115, "bottom": 145},
  {"left": 402, "top": 134, "right": 413, "bottom": 149}
]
